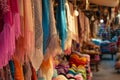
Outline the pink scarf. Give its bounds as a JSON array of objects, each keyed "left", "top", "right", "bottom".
[{"left": 0, "top": 0, "right": 20, "bottom": 69}]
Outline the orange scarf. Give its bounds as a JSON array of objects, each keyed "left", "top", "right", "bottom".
[{"left": 13, "top": 57, "right": 24, "bottom": 80}]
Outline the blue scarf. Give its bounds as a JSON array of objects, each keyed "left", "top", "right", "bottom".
[
  {"left": 42, "top": 0, "right": 49, "bottom": 54},
  {"left": 56, "top": 0, "right": 67, "bottom": 50},
  {"left": 9, "top": 60, "right": 14, "bottom": 79}
]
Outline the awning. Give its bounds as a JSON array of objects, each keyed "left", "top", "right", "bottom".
[{"left": 88, "top": 0, "right": 119, "bottom": 7}]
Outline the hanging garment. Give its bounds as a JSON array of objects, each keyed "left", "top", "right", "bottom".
[
  {"left": 3, "top": 64, "right": 13, "bottom": 80},
  {"left": 23, "top": 61, "right": 32, "bottom": 80},
  {"left": 46, "top": 0, "right": 62, "bottom": 57},
  {"left": 42, "top": 0, "right": 49, "bottom": 54},
  {"left": 39, "top": 56, "right": 54, "bottom": 80},
  {"left": 9, "top": 60, "right": 14, "bottom": 79},
  {"left": 85, "top": 17, "right": 90, "bottom": 41},
  {"left": 31, "top": 66, "right": 37, "bottom": 80},
  {"left": 0, "top": 68, "right": 5, "bottom": 80},
  {"left": 0, "top": 3, "right": 4, "bottom": 33},
  {"left": 30, "top": 0, "right": 43, "bottom": 71},
  {"left": 93, "top": 20, "right": 98, "bottom": 38},
  {"left": 15, "top": 0, "right": 25, "bottom": 64},
  {"left": 56, "top": 0, "right": 67, "bottom": 50},
  {"left": 10, "top": 0, "right": 21, "bottom": 39},
  {"left": 64, "top": 1, "right": 73, "bottom": 54},
  {"left": 0, "top": 0, "right": 20, "bottom": 69},
  {"left": 13, "top": 57, "right": 24, "bottom": 80},
  {"left": 78, "top": 9, "right": 85, "bottom": 43},
  {"left": 68, "top": 2, "right": 76, "bottom": 42},
  {"left": 23, "top": 0, "right": 35, "bottom": 56},
  {"left": 90, "top": 21, "right": 94, "bottom": 38}
]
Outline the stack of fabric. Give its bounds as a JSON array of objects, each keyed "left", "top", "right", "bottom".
[{"left": 54, "top": 53, "right": 91, "bottom": 80}]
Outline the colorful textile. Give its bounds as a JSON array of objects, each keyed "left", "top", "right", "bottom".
[
  {"left": 31, "top": 66, "right": 37, "bottom": 80},
  {"left": 13, "top": 57, "right": 24, "bottom": 80},
  {"left": 42, "top": 0, "right": 49, "bottom": 54},
  {"left": 69, "top": 54, "right": 87, "bottom": 67},
  {"left": 64, "top": 1, "right": 72, "bottom": 52},
  {"left": 78, "top": 9, "right": 85, "bottom": 43},
  {"left": 56, "top": 0, "right": 67, "bottom": 50},
  {"left": 0, "top": 0, "right": 20, "bottom": 69},
  {"left": 30, "top": 0, "right": 43, "bottom": 71},
  {"left": 46, "top": 0, "right": 62, "bottom": 57},
  {"left": 10, "top": 0, "right": 21, "bottom": 38},
  {"left": 0, "top": 68, "right": 5, "bottom": 80},
  {"left": 52, "top": 69, "right": 58, "bottom": 78},
  {"left": 9, "top": 60, "right": 14, "bottom": 79},
  {"left": 23, "top": 0, "right": 35, "bottom": 56},
  {"left": 56, "top": 63, "right": 69, "bottom": 75},
  {"left": 15, "top": 0, "right": 25, "bottom": 64},
  {"left": 53, "top": 75, "right": 68, "bottom": 80},
  {"left": 3, "top": 64, "right": 13, "bottom": 80},
  {"left": 23, "top": 62, "right": 32, "bottom": 80},
  {"left": 39, "top": 56, "right": 53, "bottom": 80}
]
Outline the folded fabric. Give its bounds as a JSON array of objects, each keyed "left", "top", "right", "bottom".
[
  {"left": 56, "top": 64, "right": 69, "bottom": 75},
  {"left": 69, "top": 54, "right": 87, "bottom": 67},
  {"left": 77, "top": 66, "right": 86, "bottom": 80},
  {"left": 74, "top": 73, "right": 83, "bottom": 80},
  {"left": 53, "top": 69, "right": 58, "bottom": 78}
]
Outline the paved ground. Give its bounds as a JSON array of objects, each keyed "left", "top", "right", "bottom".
[{"left": 92, "top": 54, "right": 120, "bottom": 80}]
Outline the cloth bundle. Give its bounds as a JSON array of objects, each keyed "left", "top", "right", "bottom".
[{"left": 69, "top": 53, "right": 87, "bottom": 67}]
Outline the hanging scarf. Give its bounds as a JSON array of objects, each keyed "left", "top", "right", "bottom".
[
  {"left": 42, "top": 0, "right": 49, "bottom": 54},
  {"left": 64, "top": 1, "right": 73, "bottom": 54},
  {"left": 45, "top": 0, "right": 62, "bottom": 57},
  {"left": 10, "top": 0, "right": 21, "bottom": 39},
  {"left": 0, "top": 0, "right": 20, "bottom": 69},
  {"left": 39, "top": 56, "right": 54, "bottom": 80},
  {"left": 3, "top": 64, "right": 13, "bottom": 80},
  {"left": 78, "top": 9, "right": 85, "bottom": 43},
  {"left": 31, "top": 65, "right": 37, "bottom": 80},
  {"left": 29, "top": 0, "right": 43, "bottom": 71},
  {"left": 13, "top": 57, "right": 24, "bottom": 80},
  {"left": 23, "top": 61, "right": 32, "bottom": 80},
  {"left": 0, "top": 68, "right": 5, "bottom": 80},
  {"left": 84, "top": 17, "right": 90, "bottom": 42},
  {"left": 23, "top": 0, "right": 35, "bottom": 66},
  {"left": 9, "top": 60, "right": 14, "bottom": 79},
  {"left": 56, "top": 0, "right": 67, "bottom": 51},
  {"left": 14, "top": 0, "right": 25, "bottom": 64}
]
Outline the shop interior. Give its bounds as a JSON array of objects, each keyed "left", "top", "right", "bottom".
[{"left": 0, "top": 0, "right": 120, "bottom": 80}]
